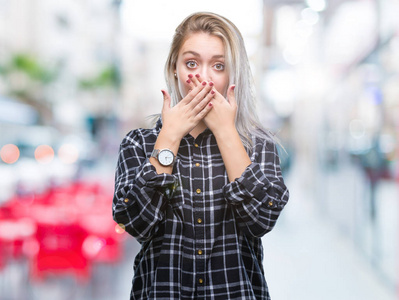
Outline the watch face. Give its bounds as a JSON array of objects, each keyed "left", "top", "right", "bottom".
[{"left": 158, "top": 149, "right": 174, "bottom": 166}]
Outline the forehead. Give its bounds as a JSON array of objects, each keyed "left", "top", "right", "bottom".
[{"left": 179, "top": 32, "right": 225, "bottom": 56}]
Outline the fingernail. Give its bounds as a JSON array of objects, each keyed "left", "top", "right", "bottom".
[
  {"left": 161, "top": 90, "right": 165, "bottom": 96},
  {"left": 188, "top": 74, "right": 193, "bottom": 78},
  {"left": 196, "top": 74, "right": 200, "bottom": 78},
  {"left": 209, "top": 81, "right": 214, "bottom": 87},
  {"left": 211, "top": 90, "right": 215, "bottom": 94},
  {"left": 202, "top": 81, "right": 207, "bottom": 86},
  {"left": 232, "top": 85, "right": 236, "bottom": 90},
  {"left": 186, "top": 79, "right": 191, "bottom": 83},
  {"left": 209, "top": 102, "right": 213, "bottom": 107}
]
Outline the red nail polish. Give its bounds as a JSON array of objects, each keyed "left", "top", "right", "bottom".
[
  {"left": 209, "top": 102, "right": 213, "bottom": 107},
  {"left": 196, "top": 74, "right": 200, "bottom": 78},
  {"left": 211, "top": 90, "right": 215, "bottom": 94},
  {"left": 202, "top": 81, "right": 207, "bottom": 86},
  {"left": 188, "top": 74, "right": 193, "bottom": 78},
  {"left": 186, "top": 79, "right": 191, "bottom": 83},
  {"left": 209, "top": 82, "right": 214, "bottom": 87}
]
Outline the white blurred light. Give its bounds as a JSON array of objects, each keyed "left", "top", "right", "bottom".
[
  {"left": 263, "top": 70, "right": 296, "bottom": 117},
  {"left": 306, "top": 0, "right": 327, "bottom": 12},
  {"left": 295, "top": 20, "right": 314, "bottom": 38},
  {"left": 379, "top": 134, "right": 396, "bottom": 154},
  {"left": 283, "top": 36, "right": 308, "bottom": 65},
  {"left": 275, "top": 5, "right": 298, "bottom": 48},
  {"left": 301, "top": 8, "right": 319, "bottom": 25},
  {"left": 349, "top": 119, "right": 366, "bottom": 139},
  {"left": 324, "top": 1, "right": 376, "bottom": 65},
  {"left": 283, "top": 48, "right": 302, "bottom": 65},
  {"left": 58, "top": 144, "right": 79, "bottom": 164},
  {"left": 299, "top": 68, "right": 330, "bottom": 98},
  {"left": 122, "top": 0, "right": 263, "bottom": 40}
]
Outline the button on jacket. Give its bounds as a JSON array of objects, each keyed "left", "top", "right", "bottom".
[{"left": 113, "top": 120, "right": 289, "bottom": 300}]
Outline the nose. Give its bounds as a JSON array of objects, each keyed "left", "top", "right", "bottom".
[{"left": 198, "top": 67, "right": 211, "bottom": 82}]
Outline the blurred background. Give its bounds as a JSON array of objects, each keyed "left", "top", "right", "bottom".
[{"left": 0, "top": 0, "right": 398, "bottom": 299}]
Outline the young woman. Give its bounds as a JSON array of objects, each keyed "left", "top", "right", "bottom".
[{"left": 113, "top": 12, "right": 289, "bottom": 300}]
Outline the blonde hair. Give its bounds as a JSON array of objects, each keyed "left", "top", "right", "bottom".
[{"left": 164, "top": 12, "right": 273, "bottom": 151}]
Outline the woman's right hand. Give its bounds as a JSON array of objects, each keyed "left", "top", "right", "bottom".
[{"left": 160, "top": 80, "right": 214, "bottom": 141}]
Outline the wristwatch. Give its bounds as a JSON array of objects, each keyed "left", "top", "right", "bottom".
[{"left": 151, "top": 148, "right": 175, "bottom": 167}]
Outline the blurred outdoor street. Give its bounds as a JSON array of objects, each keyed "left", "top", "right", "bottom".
[{"left": 1, "top": 0, "right": 398, "bottom": 299}]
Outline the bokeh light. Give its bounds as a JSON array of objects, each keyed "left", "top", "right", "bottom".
[
  {"left": 58, "top": 144, "right": 79, "bottom": 164},
  {"left": 82, "top": 236, "right": 107, "bottom": 258},
  {"left": 0, "top": 144, "right": 20, "bottom": 164},
  {"left": 349, "top": 119, "right": 366, "bottom": 139},
  {"left": 34, "top": 145, "right": 54, "bottom": 164},
  {"left": 115, "top": 223, "right": 126, "bottom": 234},
  {"left": 306, "top": 0, "right": 327, "bottom": 12},
  {"left": 301, "top": 8, "right": 319, "bottom": 25}
]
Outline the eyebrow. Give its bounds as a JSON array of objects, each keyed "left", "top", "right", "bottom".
[{"left": 182, "top": 51, "right": 224, "bottom": 59}]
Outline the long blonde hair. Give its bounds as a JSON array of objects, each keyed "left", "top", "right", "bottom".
[{"left": 164, "top": 12, "right": 273, "bottom": 151}]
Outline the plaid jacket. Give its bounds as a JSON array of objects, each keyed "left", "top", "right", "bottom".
[{"left": 113, "top": 120, "right": 289, "bottom": 299}]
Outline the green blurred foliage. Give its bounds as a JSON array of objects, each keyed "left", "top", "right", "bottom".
[
  {"left": 79, "top": 65, "right": 120, "bottom": 90},
  {"left": 0, "top": 53, "right": 58, "bottom": 83}
]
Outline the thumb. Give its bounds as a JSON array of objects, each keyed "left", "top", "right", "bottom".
[
  {"left": 161, "top": 89, "right": 171, "bottom": 111},
  {"left": 227, "top": 85, "right": 236, "bottom": 105}
]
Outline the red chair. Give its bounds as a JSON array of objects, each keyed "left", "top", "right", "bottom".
[
  {"left": 1, "top": 178, "right": 124, "bottom": 285},
  {"left": 30, "top": 222, "right": 90, "bottom": 282}
]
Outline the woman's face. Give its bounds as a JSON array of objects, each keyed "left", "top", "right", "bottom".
[{"left": 175, "top": 32, "right": 229, "bottom": 98}]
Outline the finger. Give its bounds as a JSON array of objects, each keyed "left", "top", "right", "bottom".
[
  {"left": 189, "top": 81, "right": 212, "bottom": 108},
  {"left": 195, "top": 100, "right": 214, "bottom": 120},
  {"left": 180, "top": 80, "right": 207, "bottom": 105},
  {"left": 206, "top": 86, "right": 224, "bottom": 104},
  {"left": 191, "top": 73, "right": 202, "bottom": 87},
  {"left": 161, "top": 89, "right": 171, "bottom": 111},
  {"left": 193, "top": 88, "right": 215, "bottom": 115},
  {"left": 186, "top": 75, "right": 195, "bottom": 90},
  {"left": 227, "top": 85, "right": 236, "bottom": 106}
]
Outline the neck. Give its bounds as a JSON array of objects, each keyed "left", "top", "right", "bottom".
[{"left": 190, "top": 121, "right": 207, "bottom": 139}]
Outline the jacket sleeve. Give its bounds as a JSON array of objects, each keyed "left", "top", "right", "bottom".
[
  {"left": 112, "top": 131, "right": 177, "bottom": 243},
  {"left": 223, "top": 139, "right": 289, "bottom": 238}
]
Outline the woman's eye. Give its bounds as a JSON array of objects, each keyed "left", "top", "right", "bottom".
[
  {"left": 214, "top": 64, "right": 225, "bottom": 71},
  {"left": 186, "top": 61, "right": 197, "bottom": 68}
]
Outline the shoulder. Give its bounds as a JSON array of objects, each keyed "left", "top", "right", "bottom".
[
  {"left": 120, "top": 124, "right": 160, "bottom": 149},
  {"left": 249, "top": 131, "right": 278, "bottom": 160},
  {"left": 121, "top": 117, "right": 161, "bottom": 144},
  {"left": 251, "top": 130, "right": 276, "bottom": 149}
]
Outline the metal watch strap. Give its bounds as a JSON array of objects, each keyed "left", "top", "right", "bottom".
[{"left": 151, "top": 148, "right": 160, "bottom": 159}]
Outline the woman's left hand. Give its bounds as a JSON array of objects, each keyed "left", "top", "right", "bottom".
[
  {"left": 188, "top": 74, "right": 251, "bottom": 181},
  {"left": 188, "top": 74, "right": 237, "bottom": 136},
  {"left": 204, "top": 85, "right": 236, "bottom": 136}
]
